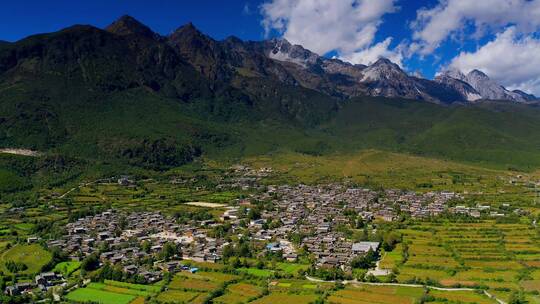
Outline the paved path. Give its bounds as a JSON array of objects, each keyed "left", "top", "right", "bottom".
[
  {"left": 0, "top": 148, "right": 41, "bottom": 157},
  {"left": 305, "top": 276, "right": 506, "bottom": 304},
  {"left": 59, "top": 179, "right": 110, "bottom": 199}
]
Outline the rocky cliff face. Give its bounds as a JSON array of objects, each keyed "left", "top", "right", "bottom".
[{"left": 435, "top": 71, "right": 482, "bottom": 102}]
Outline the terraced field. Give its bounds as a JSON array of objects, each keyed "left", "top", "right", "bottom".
[
  {"left": 326, "top": 285, "right": 498, "bottom": 304},
  {"left": 394, "top": 221, "right": 540, "bottom": 302}
]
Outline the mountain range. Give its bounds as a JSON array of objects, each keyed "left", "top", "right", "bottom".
[
  {"left": 1, "top": 15, "right": 540, "bottom": 180},
  {"left": 157, "top": 16, "right": 536, "bottom": 104},
  {"left": 86, "top": 15, "right": 534, "bottom": 105}
]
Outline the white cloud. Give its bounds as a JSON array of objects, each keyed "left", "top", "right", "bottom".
[
  {"left": 411, "top": 0, "right": 540, "bottom": 55},
  {"left": 260, "top": 0, "right": 402, "bottom": 65},
  {"left": 340, "top": 37, "right": 404, "bottom": 66},
  {"left": 450, "top": 27, "right": 540, "bottom": 95}
]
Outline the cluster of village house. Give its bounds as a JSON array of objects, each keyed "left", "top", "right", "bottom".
[
  {"left": 46, "top": 211, "right": 224, "bottom": 282},
  {"left": 216, "top": 165, "right": 273, "bottom": 191},
  {"left": 451, "top": 202, "right": 525, "bottom": 218},
  {"left": 5, "top": 173, "right": 467, "bottom": 295},
  {"left": 5, "top": 210, "right": 221, "bottom": 296},
  {"left": 245, "top": 184, "right": 462, "bottom": 269},
  {"left": 222, "top": 183, "right": 463, "bottom": 270},
  {"left": 5, "top": 272, "right": 66, "bottom": 296}
]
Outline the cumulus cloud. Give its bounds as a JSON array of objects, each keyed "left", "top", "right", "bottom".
[
  {"left": 450, "top": 27, "right": 540, "bottom": 95},
  {"left": 411, "top": 0, "right": 540, "bottom": 55},
  {"left": 340, "top": 37, "right": 404, "bottom": 66},
  {"left": 260, "top": 0, "right": 402, "bottom": 65}
]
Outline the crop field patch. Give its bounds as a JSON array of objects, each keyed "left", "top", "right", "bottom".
[
  {"left": 179, "top": 271, "right": 238, "bottom": 283},
  {"left": 328, "top": 286, "right": 422, "bottom": 304},
  {"left": 406, "top": 255, "right": 459, "bottom": 267},
  {"left": 250, "top": 293, "right": 318, "bottom": 304},
  {"left": 65, "top": 288, "right": 136, "bottom": 304},
  {"left": 102, "top": 286, "right": 151, "bottom": 297},
  {"left": 53, "top": 261, "right": 81, "bottom": 276},
  {"left": 380, "top": 245, "right": 403, "bottom": 269},
  {"left": 397, "top": 267, "right": 452, "bottom": 282},
  {"left": 237, "top": 267, "right": 274, "bottom": 277},
  {"left": 157, "top": 290, "right": 202, "bottom": 303},
  {"left": 104, "top": 280, "right": 162, "bottom": 293},
  {"left": 428, "top": 290, "right": 497, "bottom": 304},
  {"left": 452, "top": 269, "right": 517, "bottom": 281},
  {"left": 213, "top": 283, "right": 263, "bottom": 304},
  {"left": 521, "top": 280, "right": 540, "bottom": 292},
  {"left": 276, "top": 262, "right": 309, "bottom": 274},
  {"left": 169, "top": 276, "right": 219, "bottom": 291},
  {"left": 463, "top": 259, "right": 522, "bottom": 270}
]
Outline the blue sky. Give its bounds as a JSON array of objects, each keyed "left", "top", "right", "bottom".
[{"left": 1, "top": 0, "right": 540, "bottom": 94}]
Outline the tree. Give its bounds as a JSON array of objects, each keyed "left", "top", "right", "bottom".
[
  {"left": 159, "top": 242, "right": 178, "bottom": 261},
  {"left": 81, "top": 254, "right": 99, "bottom": 271},
  {"left": 350, "top": 248, "right": 378, "bottom": 269},
  {"left": 247, "top": 208, "right": 261, "bottom": 221},
  {"left": 382, "top": 231, "right": 401, "bottom": 251},
  {"left": 141, "top": 240, "right": 151, "bottom": 253},
  {"left": 222, "top": 244, "right": 234, "bottom": 259},
  {"left": 356, "top": 217, "right": 365, "bottom": 229},
  {"left": 5, "top": 260, "right": 27, "bottom": 273}
]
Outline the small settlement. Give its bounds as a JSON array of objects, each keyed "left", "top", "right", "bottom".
[{"left": 5, "top": 174, "right": 469, "bottom": 297}]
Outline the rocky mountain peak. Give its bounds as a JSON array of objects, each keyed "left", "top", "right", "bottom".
[
  {"left": 371, "top": 57, "right": 394, "bottom": 66},
  {"left": 266, "top": 38, "right": 320, "bottom": 68},
  {"left": 361, "top": 57, "right": 407, "bottom": 81},
  {"left": 460, "top": 69, "right": 525, "bottom": 101},
  {"left": 512, "top": 89, "right": 537, "bottom": 101},
  {"left": 439, "top": 69, "right": 467, "bottom": 82},
  {"left": 170, "top": 22, "right": 210, "bottom": 41},
  {"left": 106, "top": 15, "right": 157, "bottom": 39},
  {"left": 224, "top": 35, "right": 243, "bottom": 45},
  {"left": 468, "top": 69, "right": 489, "bottom": 79}
]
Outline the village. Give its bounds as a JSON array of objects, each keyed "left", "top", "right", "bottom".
[{"left": 3, "top": 171, "right": 477, "bottom": 297}]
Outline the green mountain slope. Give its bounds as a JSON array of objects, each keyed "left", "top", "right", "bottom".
[
  {"left": 326, "top": 98, "right": 540, "bottom": 169},
  {"left": 1, "top": 18, "right": 540, "bottom": 193}
]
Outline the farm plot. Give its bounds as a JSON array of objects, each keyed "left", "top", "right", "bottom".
[
  {"left": 0, "top": 244, "right": 52, "bottom": 275},
  {"left": 65, "top": 287, "right": 135, "bottom": 304},
  {"left": 157, "top": 290, "right": 206, "bottom": 303},
  {"left": 168, "top": 271, "right": 238, "bottom": 291},
  {"left": 427, "top": 290, "right": 497, "bottom": 304},
  {"left": 267, "top": 279, "right": 333, "bottom": 295},
  {"left": 213, "top": 282, "right": 263, "bottom": 304},
  {"left": 380, "top": 244, "right": 403, "bottom": 269},
  {"left": 237, "top": 267, "right": 274, "bottom": 278},
  {"left": 53, "top": 261, "right": 81, "bottom": 277},
  {"left": 250, "top": 293, "right": 318, "bottom": 304},
  {"left": 327, "top": 285, "right": 497, "bottom": 304},
  {"left": 65, "top": 280, "right": 159, "bottom": 304},
  {"left": 327, "top": 285, "right": 424, "bottom": 304},
  {"left": 276, "top": 262, "right": 309, "bottom": 275}
]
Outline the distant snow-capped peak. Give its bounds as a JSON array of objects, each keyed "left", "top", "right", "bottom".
[{"left": 437, "top": 68, "right": 536, "bottom": 102}]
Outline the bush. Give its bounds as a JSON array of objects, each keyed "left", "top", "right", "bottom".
[{"left": 5, "top": 260, "right": 27, "bottom": 273}]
